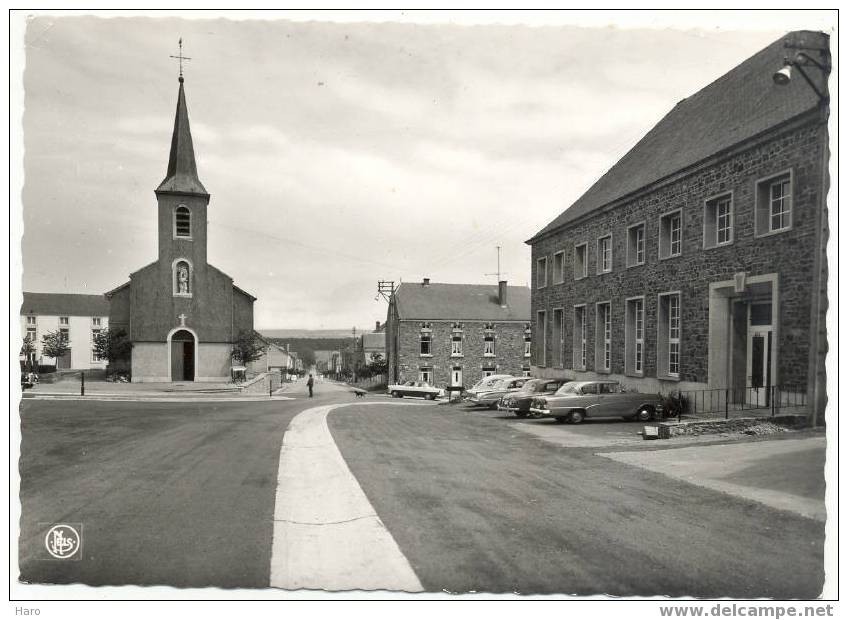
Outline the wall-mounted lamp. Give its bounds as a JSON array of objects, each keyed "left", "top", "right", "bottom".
[{"left": 772, "top": 38, "right": 831, "bottom": 102}]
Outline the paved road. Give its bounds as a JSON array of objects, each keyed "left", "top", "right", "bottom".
[
  {"left": 19, "top": 390, "right": 825, "bottom": 596},
  {"left": 18, "top": 381, "right": 351, "bottom": 587},
  {"left": 328, "top": 403, "right": 825, "bottom": 597}
]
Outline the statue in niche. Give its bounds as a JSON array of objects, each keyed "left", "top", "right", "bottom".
[{"left": 177, "top": 263, "right": 190, "bottom": 294}]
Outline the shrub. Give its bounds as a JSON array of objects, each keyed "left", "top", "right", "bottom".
[{"left": 660, "top": 391, "right": 691, "bottom": 419}]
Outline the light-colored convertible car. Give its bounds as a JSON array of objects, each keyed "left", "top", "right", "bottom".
[
  {"left": 387, "top": 380, "right": 443, "bottom": 400},
  {"left": 529, "top": 380, "right": 662, "bottom": 424}
]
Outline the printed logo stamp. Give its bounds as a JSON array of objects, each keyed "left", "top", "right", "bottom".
[{"left": 43, "top": 524, "right": 81, "bottom": 560}]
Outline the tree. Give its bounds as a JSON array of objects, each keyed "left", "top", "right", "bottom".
[
  {"left": 20, "top": 336, "right": 36, "bottom": 371},
  {"left": 368, "top": 351, "right": 388, "bottom": 375},
  {"left": 92, "top": 328, "right": 133, "bottom": 364},
  {"left": 41, "top": 330, "right": 70, "bottom": 362},
  {"left": 231, "top": 330, "right": 265, "bottom": 365}
]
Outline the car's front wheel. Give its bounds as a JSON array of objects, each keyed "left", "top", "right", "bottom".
[
  {"left": 514, "top": 411, "right": 528, "bottom": 418},
  {"left": 569, "top": 409, "right": 586, "bottom": 424},
  {"left": 391, "top": 391, "right": 401, "bottom": 398},
  {"left": 426, "top": 393, "right": 436, "bottom": 400},
  {"left": 635, "top": 406, "right": 655, "bottom": 422}
]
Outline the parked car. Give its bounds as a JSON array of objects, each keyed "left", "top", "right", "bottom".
[
  {"left": 467, "top": 377, "right": 529, "bottom": 409},
  {"left": 498, "top": 378, "right": 572, "bottom": 417},
  {"left": 464, "top": 374, "right": 513, "bottom": 398},
  {"left": 529, "top": 380, "right": 662, "bottom": 423},
  {"left": 387, "top": 380, "right": 443, "bottom": 400}
]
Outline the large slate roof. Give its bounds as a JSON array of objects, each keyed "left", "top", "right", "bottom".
[
  {"left": 529, "top": 30, "right": 825, "bottom": 241},
  {"left": 395, "top": 282, "right": 531, "bottom": 321},
  {"left": 21, "top": 292, "right": 109, "bottom": 317}
]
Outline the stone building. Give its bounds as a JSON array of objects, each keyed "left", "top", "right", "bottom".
[
  {"left": 105, "top": 73, "right": 256, "bottom": 382},
  {"left": 526, "top": 31, "right": 829, "bottom": 422},
  {"left": 386, "top": 279, "right": 531, "bottom": 388},
  {"left": 20, "top": 292, "right": 110, "bottom": 370}
]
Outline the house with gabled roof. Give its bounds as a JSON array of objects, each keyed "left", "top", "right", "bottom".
[
  {"left": 385, "top": 278, "right": 531, "bottom": 388},
  {"left": 526, "top": 31, "right": 829, "bottom": 423}
]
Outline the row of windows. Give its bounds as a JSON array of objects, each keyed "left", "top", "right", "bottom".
[
  {"left": 537, "top": 172, "right": 793, "bottom": 287},
  {"left": 536, "top": 292, "right": 681, "bottom": 379},
  {"left": 417, "top": 366, "right": 532, "bottom": 383},
  {"left": 25, "top": 316, "right": 102, "bottom": 327},
  {"left": 419, "top": 332, "right": 532, "bottom": 358},
  {"left": 23, "top": 327, "right": 105, "bottom": 363}
]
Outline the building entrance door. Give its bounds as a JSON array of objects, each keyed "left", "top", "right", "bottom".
[
  {"left": 170, "top": 330, "right": 195, "bottom": 381},
  {"left": 746, "top": 303, "right": 772, "bottom": 407},
  {"left": 451, "top": 366, "right": 463, "bottom": 389}
]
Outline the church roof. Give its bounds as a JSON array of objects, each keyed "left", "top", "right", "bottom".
[
  {"left": 21, "top": 292, "right": 109, "bottom": 317},
  {"left": 528, "top": 30, "right": 826, "bottom": 242},
  {"left": 156, "top": 78, "right": 208, "bottom": 196}
]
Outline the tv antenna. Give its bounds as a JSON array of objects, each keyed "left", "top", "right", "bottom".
[{"left": 485, "top": 246, "right": 508, "bottom": 281}]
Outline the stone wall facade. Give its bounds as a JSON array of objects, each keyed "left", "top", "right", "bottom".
[
  {"left": 393, "top": 319, "right": 530, "bottom": 388},
  {"left": 529, "top": 112, "right": 827, "bottom": 394}
]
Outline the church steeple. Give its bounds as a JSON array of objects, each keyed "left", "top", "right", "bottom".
[{"left": 156, "top": 77, "right": 208, "bottom": 196}]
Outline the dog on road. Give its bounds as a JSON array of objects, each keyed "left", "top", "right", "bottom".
[{"left": 352, "top": 388, "right": 367, "bottom": 399}]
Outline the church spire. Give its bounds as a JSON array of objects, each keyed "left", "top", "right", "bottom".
[{"left": 156, "top": 42, "right": 207, "bottom": 196}]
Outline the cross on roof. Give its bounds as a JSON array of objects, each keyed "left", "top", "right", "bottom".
[{"left": 169, "top": 38, "right": 191, "bottom": 80}]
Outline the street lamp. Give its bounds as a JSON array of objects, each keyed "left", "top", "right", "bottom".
[
  {"left": 772, "top": 41, "right": 831, "bottom": 102},
  {"left": 772, "top": 34, "right": 830, "bottom": 427}
]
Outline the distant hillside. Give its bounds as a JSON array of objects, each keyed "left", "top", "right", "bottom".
[{"left": 259, "top": 328, "right": 367, "bottom": 339}]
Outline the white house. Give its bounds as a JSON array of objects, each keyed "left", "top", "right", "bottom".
[{"left": 20, "top": 292, "right": 110, "bottom": 370}]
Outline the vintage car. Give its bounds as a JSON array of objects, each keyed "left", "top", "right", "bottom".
[
  {"left": 467, "top": 377, "right": 529, "bottom": 409},
  {"left": 387, "top": 380, "right": 444, "bottom": 400},
  {"left": 464, "top": 374, "right": 514, "bottom": 398},
  {"left": 497, "top": 378, "right": 572, "bottom": 417},
  {"left": 529, "top": 380, "right": 662, "bottom": 423}
]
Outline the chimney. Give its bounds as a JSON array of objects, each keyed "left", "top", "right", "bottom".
[
  {"left": 498, "top": 280, "right": 508, "bottom": 307},
  {"left": 423, "top": 277, "right": 430, "bottom": 286},
  {"left": 375, "top": 320, "right": 381, "bottom": 331}
]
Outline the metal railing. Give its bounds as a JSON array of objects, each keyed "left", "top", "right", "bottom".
[{"left": 669, "top": 384, "right": 807, "bottom": 422}]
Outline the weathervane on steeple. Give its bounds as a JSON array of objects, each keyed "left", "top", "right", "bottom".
[{"left": 169, "top": 38, "right": 191, "bottom": 82}]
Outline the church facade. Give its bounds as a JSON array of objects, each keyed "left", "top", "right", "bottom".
[{"left": 106, "top": 75, "right": 256, "bottom": 382}]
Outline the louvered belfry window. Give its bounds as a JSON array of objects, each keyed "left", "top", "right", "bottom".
[{"left": 175, "top": 206, "right": 191, "bottom": 237}]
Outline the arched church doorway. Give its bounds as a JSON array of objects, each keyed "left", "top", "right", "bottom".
[{"left": 170, "top": 329, "right": 195, "bottom": 381}]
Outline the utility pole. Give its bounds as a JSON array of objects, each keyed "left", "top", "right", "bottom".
[{"left": 376, "top": 280, "right": 398, "bottom": 382}]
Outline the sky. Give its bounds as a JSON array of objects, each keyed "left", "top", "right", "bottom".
[{"left": 17, "top": 13, "right": 798, "bottom": 330}]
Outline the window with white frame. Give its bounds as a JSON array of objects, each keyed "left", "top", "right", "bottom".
[
  {"left": 537, "top": 256, "right": 548, "bottom": 288},
  {"left": 552, "top": 308, "right": 564, "bottom": 368},
  {"left": 521, "top": 365, "right": 531, "bottom": 378},
  {"left": 483, "top": 333, "right": 495, "bottom": 356},
  {"left": 536, "top": 311, "right": 546, "bottom": 366},
  {"left": 756, "top": 173, "right": 792, "bottom": 235},
  {"left": 92, "top": 317, "right": 102, "bottom": 327},
  {"left": 574, "top": 243, "right": 587, "bottom": 280},
  {"left": 26, "top": 326, "right": 37, "bottom": 344},
  {"left": 419, "top": 330, "right": 432, "bottom": 356},
  {"left": 573, "top": 305, "right": 586, "bottom": 371},
  {"left": 553, "top": 251, "right": 565, "bottom": 284},
  {"left": 626, "top": 222, "right": 646, "bottom": 267},
  {"left": 524, "top": 324, "right": 532, "bottom": 358},
  {"left": 482, "top": 367, "right": 496, "bottom": 378},
  {"left": 419, "top": 366, "right": 433, "bottom": 384},
  {"left": 26, "top": 315, "right": 37, "bottom": 326},
  {"left": 451, "top": 332, "right": 463, "bottom": 356},
  {"left": 596, "top": 302, "right": 611, "bottom": 372},
  {"left": 59, "top": 316, "right": 69, "bottom": 326},
  {"left": 597, "top": 234, "right": 612, "bottom": 274},
  {"left": 704, "top": 194, "right": 733, "bottom": 248},
  {"left": 625, "top": 297, "right": 644, "bottom": 376},
  {"left": 92, "top": 328, "right": 103, "bottom": 362},
  {"left": 658, "top": 292, "right": 681, "bottom": 378},
  {"left": 659, "top": 210, "right": 682, "bottom": 259}
]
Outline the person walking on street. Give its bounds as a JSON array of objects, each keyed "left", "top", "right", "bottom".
[{"left": 307, "top": 373, "right": 314, "bottom": 398}]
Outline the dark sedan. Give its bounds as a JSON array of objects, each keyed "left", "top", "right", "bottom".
[{"left": 497, "top": 378, "right": 571, "bottom": 417}]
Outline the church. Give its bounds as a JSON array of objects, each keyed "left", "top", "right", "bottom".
[{"left": 106, "top": 70, "right": 256, "bottom": 382}]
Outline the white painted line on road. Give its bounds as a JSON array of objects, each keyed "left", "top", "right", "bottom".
[{"left": 270, "top": 403, "right": 425, "bottom": 592}]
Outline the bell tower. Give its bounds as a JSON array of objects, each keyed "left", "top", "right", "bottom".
[{"left": 155, "top": 45, "right": 209, "bottom": 272}]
